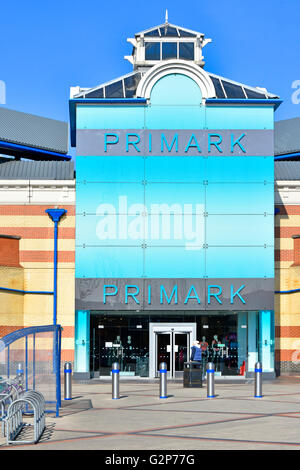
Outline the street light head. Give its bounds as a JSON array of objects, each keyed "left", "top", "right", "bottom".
[{"left": 45, "top": 208, "right": 67, "bottom": 223}]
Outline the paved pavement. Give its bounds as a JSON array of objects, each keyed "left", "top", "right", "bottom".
[{"left": 2, "top": 377, "right": 300, "bottom": 450}]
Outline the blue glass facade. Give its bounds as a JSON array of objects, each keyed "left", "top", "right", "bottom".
[{"left": 73, "top": 68, "right": 277, "bottom": 378}]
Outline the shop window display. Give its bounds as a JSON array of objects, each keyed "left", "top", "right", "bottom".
[{"left": 88, "top": 311, "right": 273, "bottom": 377}]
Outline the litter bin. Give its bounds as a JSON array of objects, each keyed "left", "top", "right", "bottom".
[{"left": 183, "top": 362, "right": 203, "bottom": 388}]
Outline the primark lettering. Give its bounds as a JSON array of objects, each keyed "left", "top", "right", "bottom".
[
  {"left": 77, "top": 129, "right": 274, "bottom": 157},
  {"left": 103, "top": 283, "right": 246, "bottom": 305},
  {"left": 104, "top": 131, "right": 246, "bottom": 154}
]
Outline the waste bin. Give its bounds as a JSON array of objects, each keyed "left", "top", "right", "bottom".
[{"left": 183, "top": 362, "right": 203, "bottom": 388}]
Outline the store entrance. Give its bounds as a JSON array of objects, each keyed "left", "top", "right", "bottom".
[{"left": 149, "top": 323, "right": 196, "bottom": 378}]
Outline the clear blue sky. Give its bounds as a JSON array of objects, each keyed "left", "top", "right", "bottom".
[{"left": 1, "top": 0, "right": 299, "bottom": 133}]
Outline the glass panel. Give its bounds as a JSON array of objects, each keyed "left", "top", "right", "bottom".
[
  {"left": 258, "top": 310, "right": 275, "bottom": 372},
  {"left": 90, "top": 325, "right": 99, "bottom": 375},
  {"left": 161, "top": 25, "right": 178, "bottom": 37},
  {"left": 162, "top": 42, "right": 177, "bottom": 59},
  {"left": 174, "top": 333, "right": 188, "bottom": 372},
  {"left": 157, "top": 333, "right": 171, "bottom": 374},
  {"left": 145, "top": 156, "right": 206, "bottom": 183},
  {"left": 206, "top": 246, "right": 274, "bottom": 278},
  {"left": 145, "top": 105, "right": 205, "bottom": 129},
  {"left": 145, "top": 42, "right": 160, "bottom": 60},
  {"left": 206, "top": 156, "right": 274, "bottom": 184},
  {"left": 145, "top": 182, "right": 205, "bottom": 210},
  {"left": 75, "top": 310, "right": 90, "bottom": 374},
  {"left": 75, "top": 246, "right": 144, "bottom": 278},
  {"left": 105, "top": 80, "right": 124, "bottom": 98},
  {"left": 76, "top": 215, "right": 144, "bottom": 246},
  {"left": 202, "top": 314, "right": 242, "bottom": 375},
  {"left": 76, "top": 105, "right": 145, "bottom": 130},
  {"left": 149, "top": 73, "right": 202, "bottom": 106},
  {"left": 245, "top": 88, "right": 267, "bottom": 99},
  {"left": 179, "top": 42, "right": 194, "bottom": 60},
  {"left": 124, "top": 73, "right": 142, "bottom": 98},
  {"left": 221, "top": 81, "right": 246, "bottom": 99},
  {"left": 76, "top": 182, "right": 144, "bottom": 214},
  {"left": 85, "top": 88, "right": 104, "bottom": 98},
  {"left": 144, "top": 28, "right": 160, "bottom": 37},
  {"left": 206, "top": 214, "right": 274, "bottom": 246},
  {"left": 76, "top": 156, "right": 144, "bottom": 184},
  {"left": 91, "top": 315, "right": 149, "bottom": 376},
  {"left": 209, "top": 76, "right": 225, "bottom": 99},
  {"left": 178, "top": 29, "right": 196, "bottom": 37},
  {"left": 86, "top": 312, "right": 259, "bottom": 378},
  {"left": 145, "top": 247, "right": 205, "bottom": 278},
  {"left": 248, "top": 311, "right": 259, "bottom": 371},
  {"left": 206, "top": 182, "right": 274, "bottom": 214},
  {"left": 237, "top": 312, "right": 248, "bottom": 369}
]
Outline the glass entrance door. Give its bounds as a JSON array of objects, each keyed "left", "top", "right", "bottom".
[
  {"left": 156, "top": 332, "right": 172, "bottom": 376},
  {"left": 174, "top": 333, "right": 188, "bottom": 373},
  {"left": 150, "top": 323, "right": 196, "bottom": 378}
]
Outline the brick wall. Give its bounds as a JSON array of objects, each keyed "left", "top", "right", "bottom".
[
  {"left": 0, "top": 180, "right": 75, "bottom": 364},
  {"left": 275, "top": 203, "right": 300, "bottom": 375}
]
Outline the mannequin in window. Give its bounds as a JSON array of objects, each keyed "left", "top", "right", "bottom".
[
  {"left": 200, "top": 336, "right": 208, "bottom": 356},
  {"left": 123, "top": 335, "right": 132, "bottom": 372},
  {"left": 113, "top": 335, "right": 123, "bottom": 369},
  {"left": 200, "top": 336, "right": 209, "bottom": 374},
  {"left": 212, "top": 335, "right": 220, "bottom": 371}
]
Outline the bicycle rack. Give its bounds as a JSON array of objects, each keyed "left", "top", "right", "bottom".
[
  {"left": 5, "top": 390, "right": 46, "bottom": 445},
  {"left": 0, "top": 377, "right": 24, "bottom": 435}
]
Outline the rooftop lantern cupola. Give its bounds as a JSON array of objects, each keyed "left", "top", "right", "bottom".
[{"left": 125, "top": 12, "right": 212, "bottom": 70}]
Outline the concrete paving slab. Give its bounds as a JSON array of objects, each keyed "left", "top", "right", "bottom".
[{"left": 2, "top": 379, "right": 300, "bottom": 450}]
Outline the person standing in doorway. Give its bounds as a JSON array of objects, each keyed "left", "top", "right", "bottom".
[
  {"left": 191, "top": 340, "right": 202, "bottom": 362},
  {"left": 191, "top": 340, "right": 202, "bottom": 377}
]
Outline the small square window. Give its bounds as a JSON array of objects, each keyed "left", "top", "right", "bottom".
[
  {"left": 179, "top": 42, "right": 194, "bottom": 60},
  {"left": 145, "top": 42, "right": 160, "bottom": 60},
  {"left": 162, "top": 42, "right": 177, "bottom": 60}
]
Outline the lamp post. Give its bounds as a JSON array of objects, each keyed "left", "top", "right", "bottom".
[{"left": 45, "top": 208, "right": 67, "bottom": 325}]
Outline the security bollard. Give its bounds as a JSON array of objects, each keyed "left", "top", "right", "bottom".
[
  {"left": 254, "top": 361, "right": 263, "bottom": 398},
  {"left": 17, "top": 363, "right": 24, "bottom": 387},
  {"left": 64, "top": 362, "right": 72, "bottom": 400},
  {"left": 17, "top": 363, "right": 23, "bottom": 377},
  {"left": 207, "top": 362, "right": 215, "bottom": 398},
  {"left": 112, "top": 362, "right": 120, "bottom": 400},
  {"left": 159, "top": 362, "right": 168, "bottom": 399}
]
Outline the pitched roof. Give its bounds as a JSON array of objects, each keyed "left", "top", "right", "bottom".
[
  {"left": 274, "top": 118, "right": 300, "bottom": 156},
  {"left": 135, "top": 22, "right": 204, "bottom": 38},
  {"left": 275, "top": 161, "right": 300, "bottom": 180},
  {"left": 0, "top": 107, "right": 68, "bottom": 155},
  {"left": 73, "top": 69, "right": 278, "bottom": 100},
  {"left": 0, "top": 160, "right": 74, "bottom": 180}
]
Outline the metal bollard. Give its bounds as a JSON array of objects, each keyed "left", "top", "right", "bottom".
[
  {"left": 112, "top": 362, "right": 120, "bottom": 400},
  {"left": 159, "top": 362, "right": 168, "bottom": 399},
  {"left": 17, "top": 363, "right": 23, "bottom": 377},
  {"left": 64, "top": 362, "right": 72, "bottom": 400},
  {"left": 207, "top": 362, "right": 215, "bottom": 398},
  {"left": 17, "top": 363, "right": 24, "bottom": 386},
  {"left": 254, "top": 361, "right": 263, "bottom": 398}
]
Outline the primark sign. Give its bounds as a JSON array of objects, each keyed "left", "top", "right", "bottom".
[
  {"left": 77, "top": 129, "right": 274, "bottom": 157},
  {"left": 75, "top": 278, "right": 274, "bottom": 311}
]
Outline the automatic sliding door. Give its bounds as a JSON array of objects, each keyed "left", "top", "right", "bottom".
[
  {"left": 156, "top": 332, "right": 172, "bottom": 378},
  {"left": 150, "top": 323, "right": 196, "bottom": 379},
  {"left": 174, "top": 333, "right": 189, "bottom": 376}
]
